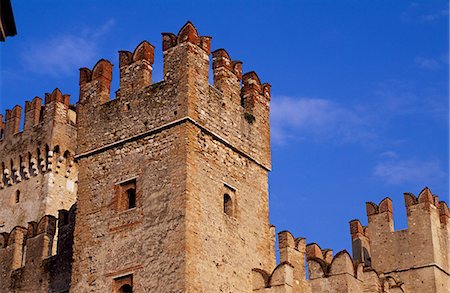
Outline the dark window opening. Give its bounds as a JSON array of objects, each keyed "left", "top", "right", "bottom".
[
  {"left": 37, "top": 148, "right": 43, "bottom": 172},
  {"left": 119, "top": 284, "right": 133, "bottom": 293},
  {"left": 15, "top": 190, "right": 20, "bottom": 203},
  {"left": 1, "top": 162, "right": 6, "bottom": 186},
  {"left": 10, "top": 159, "right": 14, "bottom": 181},
  {"left": 45, "top": 145, "right": 50, "bottom": 167},
  {"left": 19, "top": 156, "right": 24, "bottom": 178},
  {"left": 127, "top": 188, "right": 136, "bottom": 209},
  {"left": 117, "top": 178, "right": 137, "bottom": 211},
  {"left": 224, "top": 193, "right": 234, "bottom": 217}
]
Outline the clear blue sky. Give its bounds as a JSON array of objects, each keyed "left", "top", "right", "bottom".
[{"left": 1, "top": 1, "right": 448, "bottom": 253}]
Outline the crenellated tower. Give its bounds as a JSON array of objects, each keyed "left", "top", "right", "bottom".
[
  {"left": 362, "top": 188, "right": 450, "bottom": 293},
  {"left": 72, "top": 22, "right": 274, "bottom": 292},
  {"left": 0, "top": 89, "right": 77, "bottom": 233}
]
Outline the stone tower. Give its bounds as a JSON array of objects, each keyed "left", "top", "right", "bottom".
[
  {"left": 0, "top": 90, "right": 77, "bottom": 233},
  {"left": 71, "top": 22, "right": 275, "bottom": 292},
  {"left": 0, "top": 91, "right": 77, "bottom": 292}
]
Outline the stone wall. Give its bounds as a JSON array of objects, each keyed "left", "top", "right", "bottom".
[{"left": 185, "top": 122, "right": 274, "bottom": 292}]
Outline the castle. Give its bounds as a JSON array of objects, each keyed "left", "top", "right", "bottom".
[{"left": 0, "top": 22, "right": 448, "bottom": 293}]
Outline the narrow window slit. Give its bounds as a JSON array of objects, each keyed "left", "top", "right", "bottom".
[
  {"left": 127, "top": 188, "right": 136, "bottom": 209},
  {"left": 15, "top": 190, "right": 20, "bottom": 203},
  {"left": 224, "top": 193, "right": 234, "bottom": 217}
]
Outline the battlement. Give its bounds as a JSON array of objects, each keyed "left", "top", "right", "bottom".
[
  {"left": 305, "top": 242, "right": 366, "bottom": 281},
  {"left": 211, "top": 48, "right": 242, "bottom": 99},
  {"left": 350, "top": 188, "right": 450, "bottom": 292},
  {"left": 252, "top": 231, "right": 310, "bottom": 292},
  {"left": 251, "top": 228, "right": 411, "bottom": 293},
  {"left": 0, "top": 214, "right": 55, "bottom": 264},
  {"left": 306, "top": 244, "right": 407, "bottom": 293},
  {"left": 78, "top": 21, "right": 234, "bottom": 109},
  {"left": 0, "top": 205, "right": 75, "bottom": 292},
  {"left": 0, "top": 143, "right": 76, "bottom": 191},
  {"left": 0, "top": 88, "right": 74, "bottom": 143},
  {"left": 349, "top": 219, "right": 369, "bottom": 238},
  {"left": 252, "top": 263, "right": 294, "bottom": 292},
  {"left": 2, "top": 17, "right": 447, "bottom": 293},
  {"left": 118, "top": 41, "right": 155, "bottom": 98},
  {"left": 161, "top": 21, "right": 211, "bottom": 53},
  {"left": 76, "top": 21, "right": 271, "bottom": 169},
  {"left": 404, "top": 187, "right": 449, "bottom": 224},
  {"left": 0, "top": 89, "right": 76, "bottom": 184},
  {"left": 364, "top": 188, "right": 449, "bottom": 231},
  {"left": 301, "top": 188, "right": 449, "bottom": 292},
  {"left": 348, "top": 219, "right": 372, "bottom": 267},
  {"left": 0, "top": 215, "right": 56, "bottom": 272},
  {"left": 306, "top": 243, "right": 334, "bottom": 264},
  {"left": 307, "top": 249, "right": 356, "bottom": 279}
]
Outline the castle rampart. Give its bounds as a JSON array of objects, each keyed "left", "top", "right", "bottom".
[
  {"left": 251, "top": 188, "right": 449, "bottom": 293},
  {"left": 250, "top": 231, "right": 408, "bottom": 293},
  {"left": 76, "top": 22, "right": 270, "bottom": 170}
]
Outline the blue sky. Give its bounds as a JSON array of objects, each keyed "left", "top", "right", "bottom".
[{"left": 1, "top": 1, "right": 448, "bottom": 253}]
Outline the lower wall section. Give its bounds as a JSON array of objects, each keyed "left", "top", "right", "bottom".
[{"left": 0, "top": 205, "right": 75, "bottom": 293}]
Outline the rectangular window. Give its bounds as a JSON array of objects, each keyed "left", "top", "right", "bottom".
[
  {"left": 117, "top": 178, "right": 137, "bottom": 211},
  {"left": 223, "top": 183, "right": 237, "bottom": 218}
]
